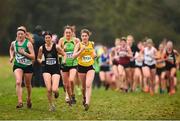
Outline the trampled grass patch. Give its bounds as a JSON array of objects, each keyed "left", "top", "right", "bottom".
[{"left": 0, "top": 56, "right": 180, "bottom": 120}]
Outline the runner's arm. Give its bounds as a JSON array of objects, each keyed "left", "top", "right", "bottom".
[
  {"left": 109, "top": 48, "right": 115, "bottom": 65},
  {"left": 92, "top": 49, "right": 97, "bottom": 59},
  {"left": 24, "top": 42, "right": 35, "bottom": 60},
  {"left": 58, "top": 38, "right": 64, "bottom": 50},
  {"left": 56, "top": 45, "right": 66, "bottom": 63},
  {"left": 9, "top": 41, "right": 15, "bottom": 63},
  {"left": 174, "top": 49, "right": 180, "bottom": 66},
  {"left": 152, "top": 48, "right": 157, "bottom": 59},
  {"left": 37, "top": 46, "right": 43, "bottom": 64},
  {"left": 73, "top": 43, "right": 84, "bottom": 58},
  {"left": 127, "top": 46, "right": 133, "bottom": 58},
  {"left": 174, "top": 49, "right": 180, "bottom": 56},
  {"left": 74, "top": 37, "right": 80, "bottom": 44}
]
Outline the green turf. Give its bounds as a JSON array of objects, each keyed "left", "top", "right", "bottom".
[{"left": 0, "top": 56, "right": 180, "bottom": 120}]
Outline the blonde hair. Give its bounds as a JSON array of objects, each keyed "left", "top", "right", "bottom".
[
  {"left": 115, "top": 38, "right": 121, "bottom": 42},
  {"left": 127, "top": 35, "right": 134, "bottom": 42},
  {"left": 166, "top": 41, "right": 173, "bottom": 48},
  {"left": 146, "top": 38, "right": 153, "bottom": 45}
]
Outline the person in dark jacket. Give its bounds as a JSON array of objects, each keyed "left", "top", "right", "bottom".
[{"left": 32, "top": 25, "right": 45, "bottom": 87}]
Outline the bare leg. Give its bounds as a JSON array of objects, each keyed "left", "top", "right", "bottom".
[
  {"left": 62, "top": 72, "right": 72, "bottom": 101},
  {"left": 69, "top": 69, "right": 77, "bottom": 96},
  {"left": 78, "top": 73, "right": 86, "bottom": 105},
  {"left": 85, "top": 70, "right": 95, "bottom": 105},
  {"left": 52, "top": 74, "right": 60, "bottom": 94},
  {"left": 24, "top": 73, "right": 33, "bottom": 101},
  {"left": 43, "top": 73, "right": 52, "bottom": 105},
  {"left": 14, "top": 69, "right": 23, "bottom": 105}
]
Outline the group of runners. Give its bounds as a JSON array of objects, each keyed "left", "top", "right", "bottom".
[
  {"left": 9, "top": 25, "right": 96, "bottom": 111},
  {"left": 98, "top": 36, "right": 179, "bottom": 96},
  {"left": 9, "top": 25, "right": 179, "bottom": 112}
]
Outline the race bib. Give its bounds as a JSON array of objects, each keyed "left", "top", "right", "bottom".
[
  {"left": 157, "top": 61, "right": 165, "bottom": 65},
  {"left": 168, "top": 56, "right": 174, "bottom": 61},
  {"left": 82, "top": 55, "right": 92, "bottom": 62},
  {"left": 144, "top": 55, "right": 155, "bottom": 65},
  {"left": 46, "top": 58, "right": 56, "bottom": 65},
  {"left": 66, "top": 52, "right": 73, "bottom": 58},
  {"left": 118, "top": 51, "right": 127, "bottom": 57},
  {"left": 135, "top": 60, "right": 143, "bottom": 66},
  {"left": 17, "top": 57, "right": 26, "bottom": 64},
  {"left": 145, "top": 55, "right": 153, "bottom": 63},
  {"left": 16, "top": 53, "right": 31, "bottom": 65}
]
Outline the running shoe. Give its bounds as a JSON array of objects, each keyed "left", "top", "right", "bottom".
[
  {"left": 67, "top": 100, "right": 72, "bottom": 106},
  {"left": 27, "top": 99, "right": 32, "bottom": 108},
  {"left": 150, "top": 89, "right": 154, "bottom": 96},
  {"left": 71, "top": 95, "right": 76, "bottom": 104},
  {"left": 169, "top": 89, "right": 176, "bottom": 96},
  {"left": 49, "top": 104, "right": 56, "bottom": 112},
  {"left": 65, "top": 92, "right": 70, "bottom": 103},
  {"left": 54, "top": 92, "right": 59, "bottom": 99},
  {"left": 84, "top": 104, "right": 89, "bottom": 111},
  {"left": 16, "top": 102, "right": 23, "bottom": 109},
  {"left": 144, "top": 86, "right": 149, "bottom": 93}
]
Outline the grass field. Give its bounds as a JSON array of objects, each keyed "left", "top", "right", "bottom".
[{"left": 0, "top": 56, "right": 180, "bottom": 120}]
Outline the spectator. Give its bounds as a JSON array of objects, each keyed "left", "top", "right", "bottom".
[{"left": 32, "top": 25, "right": 45, "bottom": 87}]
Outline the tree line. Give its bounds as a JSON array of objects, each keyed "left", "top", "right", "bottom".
[{"left": 0, "top": 0, "right": 180, "bottom": 55}]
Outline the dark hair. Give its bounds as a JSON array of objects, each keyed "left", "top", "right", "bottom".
[
  {"left": 34, "top": 25, "right": 43, "bottom": 35},
  {"left": 81, "top": 29, "right": 91, "bottom": 36},
  {"left": 43, "top": 31, "right": 52, "bottom": 37}
]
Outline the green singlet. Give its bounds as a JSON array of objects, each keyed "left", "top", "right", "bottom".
[
  {"left": 63, "top": 37, "right": 78, "bottom": 67},
  {"left": 14, "top": 39, "right": 32, "bottom": 67}
]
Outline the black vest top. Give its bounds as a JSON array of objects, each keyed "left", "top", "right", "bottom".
[{"left": 42, "top": 43, "right": 59, "bottom": 67}]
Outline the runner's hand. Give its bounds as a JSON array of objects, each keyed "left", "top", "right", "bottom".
[
  {"left": 9, "top": 57, "right": 14, "bottom": 63},
  {"left": 18, "top": 48, "right": 26, "bottom": 55},
  {"left": 38, "top": 59, "right": 43, "bottom": 64},
  {"left": 80, "top": 45, "right": 86, "bottom": 52},
  {"left": 62, "top": 59, "right": 66, "bottom": 65}
]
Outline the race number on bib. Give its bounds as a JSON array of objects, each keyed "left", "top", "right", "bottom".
[
  {"left": 66, "top": 52, "right": 73, "bottom": 58},
  {"left": 17, "top": 58, "right": 26, "bottom": 64},
  {"left": 46, "top": 58, "right": 56, "bottom": 65},
  {"left": 118, "top": 51, "right": 127, "bottom": 57},
  {"left": 135, "top": 60, "right": 143, "bottom": 66},
  {"left": 168, "top": 56, "right": 174, "bottom": 61},
  {"left": 146, "top": 57, "right": 153, "bottom": 63},
  {"left": 82, "top": 55, "right": 92, "bottom": 62},
  {"left": 145, "top": 54, "right": 153, "bottom": 62}
]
